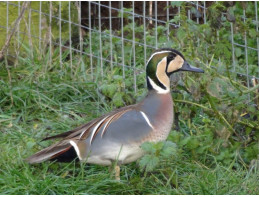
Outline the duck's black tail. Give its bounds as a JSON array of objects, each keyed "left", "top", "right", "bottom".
[{"left": 26, "top": 141, "right": 78, "bottom": 163}]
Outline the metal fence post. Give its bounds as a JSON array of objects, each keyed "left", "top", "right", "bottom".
[
  {"left": 121, "top": 1, "right": 125, "bottom": 88},
  {"left": 98, "top": 1, "right": 103, "bottom": 78},
  {"left": 109, "top": 1, "right": 113, "bottom": 71}
]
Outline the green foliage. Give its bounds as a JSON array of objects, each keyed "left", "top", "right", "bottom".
[
  {"left": 139, "top": 141, "right": 177, "bottom": 172},
  {"left": 171, "top": 2, "right": 184, "bottom": 8}
]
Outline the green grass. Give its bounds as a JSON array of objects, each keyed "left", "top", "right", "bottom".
[
  {"left": 0, "top": 49, "right": 258, "bottom": 195},
  {"left": 1, "top": 150, "right": 258, "bottom": 195}
]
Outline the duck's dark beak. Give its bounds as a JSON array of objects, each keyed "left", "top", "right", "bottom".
[{"left": 179, "top": 61, "right": 204, "bottom": 73}]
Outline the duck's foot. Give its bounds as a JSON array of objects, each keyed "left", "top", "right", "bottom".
[
  {"left": 115, "top": 165, "right": 120, "bottom": 181},
  {"left": 109, "top": 164, "right": 121, "bottom": 180}
]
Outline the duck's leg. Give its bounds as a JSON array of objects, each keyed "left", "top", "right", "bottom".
[
  {"left": 115, "top": 165, "right": 120, "bottom": 180},
  {"left": 108, "top": 164, "right": 120, "bottom": 180}
]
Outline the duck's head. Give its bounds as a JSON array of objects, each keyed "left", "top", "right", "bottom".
[{"left": 146, "top": 48, "right": 204, "bottom": 94}]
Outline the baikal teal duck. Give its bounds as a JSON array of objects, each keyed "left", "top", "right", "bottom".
[{"left": 27, "top": 48, "right": 204, "bottom": 180}]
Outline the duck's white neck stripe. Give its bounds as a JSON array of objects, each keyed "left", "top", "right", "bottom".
[
  {"left": 140, "top": 111, "right": 154, "bottom": 129},
  {"left": 148, "top": 76, "right": 170, "bottom": 94}
]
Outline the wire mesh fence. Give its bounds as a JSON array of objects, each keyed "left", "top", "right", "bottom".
[{"left": 0, "top": 1, "right": 258, "bottom": 94}]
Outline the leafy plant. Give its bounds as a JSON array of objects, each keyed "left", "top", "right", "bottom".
[{"left": 139, "top": 141, "right": 177, "bottom": 172}]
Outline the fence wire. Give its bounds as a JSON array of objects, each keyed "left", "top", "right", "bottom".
[{"left": 0, "top": 1, "right": 258, "bottom": 94}]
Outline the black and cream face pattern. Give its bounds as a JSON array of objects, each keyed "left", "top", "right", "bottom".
[{"left": 146, "top": 48, "right": 185, "bottom": 94}]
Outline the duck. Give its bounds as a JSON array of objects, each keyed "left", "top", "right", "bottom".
[{"left": 26, "top": 48, "right": 204, "bottom": 179}]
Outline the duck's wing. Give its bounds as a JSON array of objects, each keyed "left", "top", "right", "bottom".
[
  {"left": 43, "top": 104, "right": 136, "bottom": 141},
  {"left": 26, "top": 105, "right": 137, "bottom": 164}
]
